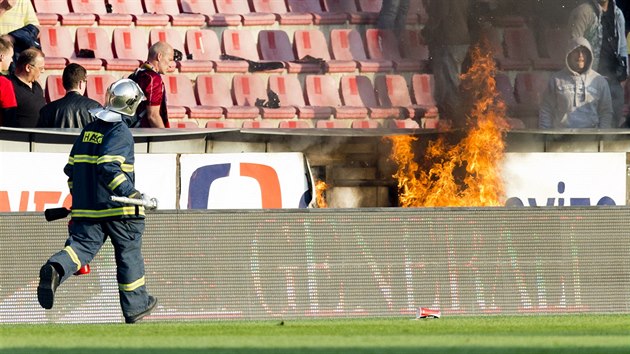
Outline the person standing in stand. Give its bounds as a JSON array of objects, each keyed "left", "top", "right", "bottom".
[
  {"left": 569, "top": 0, "right": 628, "bottom": 127},
  {"left": 129, "top": 41, "right": 174, "bottom": 128},
  {"left": 4, "top": 47, "right": 45, "bottom": 127},
  {"left": 0, "top": 36, "right": 15, "bottom": 125}
]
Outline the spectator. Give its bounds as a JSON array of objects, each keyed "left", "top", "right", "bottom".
[
  {"left": 376, "top": 0, "right": 410, "bottom": 35},
  {"left": 539, "top": 37, "right": 613, "bottom": 129},
  {"left": 0, "top": 36, "right": 15, "bottom": 125},
  {"left": 423, "top": 0, "right": 471, "bottom": 129},
  {"left": 568, "top": 0, "right": 628, "bottom": 127},
  {"left": 129, "top": 41, "right": 174, "bottom": 128},
  {"left": 0, "top": 0, "right": 40, "bottom": 68},
  {"left": 37, "top": 63, "right": 102, "bottom": 128},
  {"left": 4, "top": 47, "right": 45, "bottom": 127}
]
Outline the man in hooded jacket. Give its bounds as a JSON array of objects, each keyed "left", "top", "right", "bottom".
[{"left": 539, "top": 37, "right": 613, "bottom": 129}]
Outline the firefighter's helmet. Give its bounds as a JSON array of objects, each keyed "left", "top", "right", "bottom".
[{"left": 104, "top": 79, "right": 146, "bottom": 116}]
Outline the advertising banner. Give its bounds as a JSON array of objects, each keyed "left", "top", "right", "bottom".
[
  {"left": 179, "top": 152, "right": 312, "bottom": 209},
  {"left": 502, "top": 153, "right": 626, "bottom": 206}
]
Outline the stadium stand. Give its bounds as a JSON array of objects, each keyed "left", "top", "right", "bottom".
[
  {"left": 233, "top": 74, "right": 296, "bottom": 119},
  {"left": 182, "top": 29, "right": 220, "bottom": 73},
  {"left": 144, "top": 0, "right": 206, "bottom": 27},
  {"left": 108, "top": 0, "right": 170, "bottom": 26},
  {"left": 286, "top": 0, "right": 347, "bottom": 25},
  {"left": 306, "top": 75, "right": 365, "bottom": 119},
  {"left": 374, "top": 74, "right": 430, "bottom": 119},
  {"left": 86, "top": 74, "right": 117, "bottom": 106},
  {"left": 215, "top": 0, "right": 276, "bottom": 26},
  {"left": 329, "top": 29, "right": 392, "bottom": 72},
  {"left": 340, "top": 75, "right": 399, "bottom": 119},
  {"left": 251, "top": 0, "right": 312, "bottom": 25},
  {"left": 45, "top": 74, "right": 65, "bottom": 102},
  {"left": 39, "top": 26, "right": 102, "bottom": 70},
  {"left": 293, "top": 29, "right": 356, "bottom": 73},
  {"left": 68, "top": 0, "right": 134, "bottom": 26},
  {"left": 365, "top": 29, "right": 423, "bottom": 72},
  {"left": 162, "top": 74, "right": 198, "bottom": 119},
  {"left": 32, "top": 0, "right": 95, "bottom": 26}
]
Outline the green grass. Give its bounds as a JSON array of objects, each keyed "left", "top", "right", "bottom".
[{"left": 1, "top": 315, "right": 629, "bottom": 354}]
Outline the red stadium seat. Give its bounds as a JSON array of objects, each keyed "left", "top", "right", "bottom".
[
  {"left": 400, "top": 30, "right": 429, "bottom": 66},
  {"left": 316, "top": 120, "right": 349, "bottom": 128},
  {"left": 205, "top": 120, "right": 239, "bottom": 128},
  {"left": 228, "top": 75, "right": 264, "bottom": 119},
  {"left": 322, "top": 0, "right": 377, "bottom": 24},
  {"left": 144, "top": 0, "right": 206, "bottom": 26},
  {"left": 192, "top": 75, "right": 231, "bottom": 119},
  {"left": 286, "top": 0, "right": 347, "bottom": 25},
  {"left": 390, "top": 119, "right": 420, "bottom": 129},
  {"left": 111, "top": 28, "right": 148, "bottom": 71},
  {"left": 45, "top": 75, "right": 65, "bottom": 103},
  {"left": 170, "top": 121, "right": 200, "bottom": 128},
  {"left": 340, "top": 75, "right": 398, "bottom": 119},
  {"left": 374, "top": 74, "right": 436, "bottom": 119},
  {"left": 162, "top": 74, "right": 197, "bottom": 119},
  {"left": 365, "top": 29, "right": 423, "bottom": 72},
  {"left": 40, "top": 26, "right": 103, "bottom": 70},
  {"left": 500, "top": 27, "right": 540, "bottom": 71},
  {"left": 513, "top": 71, "right": 549, "bottom": 120},
  {"left": 216, "top": 30, "right": 258, "bottom": 73},
  {"left": 279, "top": 120, "right": 311, "bottom": 128},
  {"left": 182, "top": 29, "right": 219, "bottom": 72},
  {"left": 180, "top": 0, "right": 216, "bottom": 25},
  {"left": 75, "top": 27, "right": 121, "bottom": 70},
  {"left": 268, "top": 74, "right": 331, "bottom": 119},
  {"left": 242, "top": 120, "right": 279, "bottom": 129},
  {"left": 535, "top": 28, "right": 570, "bottom": 71},
  {"left": 258, "top": 30, "right": 295, "bottom": 63},
  {"left": 292, "top": 29, "right": 356, "bottom": 73},
  {"left": 215, "top": 0, "right": 276, "bottom": 26},
  {"left": 330, "top": 29, "right": 392, "bottom": 72},
  {"left": 108, "top": 0, "right": 170, "bottom": 26},
  {"left": 351, "top": 120, "right": 381, "bottom": 128},
  {"left": 306, "top": 75, "right": 365, "bottom": 119},
  {"left": 86, "top": 74, "right": 117, "bottom": 106},
  {"left": 251, "top": 0, "right": 312, "bottom": 25},
  {"left": 33, "top": 0, "right": 95, "bottom": 25},
  {"left": 411, "top": 74, "right": 439, "bottom": 117},
  {"left": 68, "top": 0, "right": 133, "bottom": 25},
  {"left": 232, "top": 74, "right": 296, "bottom": 119}
]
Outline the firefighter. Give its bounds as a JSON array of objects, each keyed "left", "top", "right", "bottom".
[{"left": 37, "top": 79, "right": 157, "bottom": 324}]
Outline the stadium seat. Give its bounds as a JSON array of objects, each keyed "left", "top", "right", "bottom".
[
  {"left": 75, "top": 27, "right": 121, "bottom": 71},
  {"left": 340, "top": 75, "right": 398, "bottom": 119},
  {"left": 144, "top": 0, "right": 206, "bottom": 26},
  {"left": 68, "top": 0, "right": 134, "bottom": 25},
  {"left": 374, "top": 75, "right": 417, "bottom": 119},
  {"left": 232, "top": 74, "right": 296, "bottom": 119},
  {"left": 535, "top": 28, "right": 569, "bottom": 71},
  {"left": 500, "top": 27, "right": 540, "bottom": 71},
  {"left": 162, "top": 74, "right": 197, "bottom": 119},
  {"left": 365, "top": 29, "right": 423, "bottom": 72},
  {"left": 306, "top": 75, "right": 365, "bottom": 119},
  {"left": 86, "top": 74, "right": 117, "bottom": 106},
  {"left": 513, "top": 71, "right": 549, "bottom": 123},
  {"left": 316, "top": 120, "right": 349, "bottom": 128},
  {"left": 322, "top": 0, "right": 377, "bottom": 24},
  {"left": 149, "top": 28, "right": 184, "bottom": 72},
  {"left": 108, "top": 0, "right": 170, "bottom": 26},
  {"left": 411, "top": 74, "right": 440, "bottom": 118},
  {"left": 286, "top": 0, "right": 347, "bottom": 25},
  {"left": 330, "top": 29, "right": 392, "bottom": 72},
  {"left": 215, "top": 0, "right": 276, "bottom": 26},
  {"left": 390, "top": 119, "right": 420, "bottom": 129},
  {"left": 293, "top": 29, "right": 356, "bottom": 73},
  {"left": 279, "top": 120, "right": 311, "bottom": 128},
  {"left": 170, "top": 120, "right": 200, "bottom": 128},
  {"left": 179, "top": 0, "right": 217, "bottom": 25},
  {"left": 251, "top": 0, "right": 312, "bottom": 25},
  {"left": 258, "top": 30, "right": 295, "bottom": 63},
  {"left": 217, "top": 30, "right": 259, "bottom": 73},
  {"left": 39, "top": 26, "right": 102, "bottom": 70},
  {"left": 242, "top": 120, "right": 280, "bottom": 129},
  {"left": 182, "top": 29, "right": 219, "bottom": 72},
  {"left": 268, "top": 74, "right": 331, "bottom": 119},
  {"left": 205, "top": 120, "right": 239, "bottom": 128},
  {"left": 351, "top": 120, "right": 381, "bottom": 128},
  {"left": 192, "top": 75, "right": 232, "bottom": 119},
  {"left": 45, "top": 75, "right": 65, "bottom": 103},
  {"left": 32, "top": 0, "right": 95, "bottom": 25},
  {"left": 111, "top": 28, "right": 149, "bottom": 71}
]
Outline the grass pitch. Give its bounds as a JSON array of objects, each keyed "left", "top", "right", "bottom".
[{"left": 1, "top": 315, "right": 629, "bottom": 354}]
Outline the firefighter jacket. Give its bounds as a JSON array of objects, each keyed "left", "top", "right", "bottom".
[{"left": 64, "top": 119, "right": 144, "bottom": 221}]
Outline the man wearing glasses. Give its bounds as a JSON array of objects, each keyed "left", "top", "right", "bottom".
[
  {"left": 4, "top": 47, "right": 45, "bottom": 127},
  {"left": 37, "top": 63, "right": 102, "bottom": 128}
]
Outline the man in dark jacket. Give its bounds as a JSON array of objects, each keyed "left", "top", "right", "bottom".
[
  {"left": 37, "top": 63, "right": 102, "bottom": 128},
  {"left": 37, "top": 79, "right": 158, "bottom": 324}
]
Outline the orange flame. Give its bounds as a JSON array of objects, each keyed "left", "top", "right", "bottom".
[
  {"left": 315, "top": 180, "right": 328, "bottom": 208},
  {"left": 388, "top": 43, "right": 508, "bottom": 207}
]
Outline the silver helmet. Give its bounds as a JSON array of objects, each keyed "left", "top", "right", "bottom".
[{"left": 104, "top": 78, "right": 146, "bottom": 116}]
